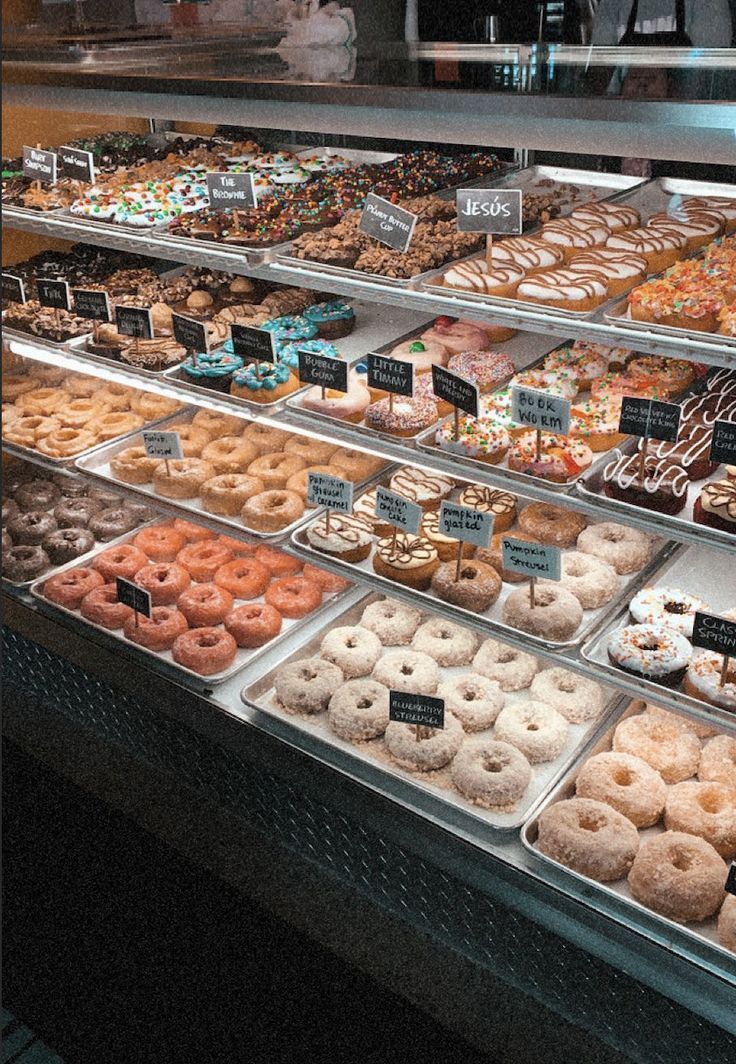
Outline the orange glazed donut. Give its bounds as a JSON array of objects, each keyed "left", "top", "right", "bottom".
[
  {"left": 254, "top": 545, "right": 302, "bottom": 577},
  {"left": 124, "top": 606, "right": 189, "bottom": 651},
  {"left": 216, "top": 534, "right": 256, "bottom": 556},
  {"left": 176, "top": 541, "right": 234, "bottom": 582},
  {"left": 80, "top": 584, "right": 134, "bottom": 629},
  {"left": 302, "top": 562, "right": 352, "bottom": 593},
  {"left": 214, "top": 557, "right": 270, "bottom": 599},
  {"left": 43, "top": 567, "right": 105, "bottom": 610},
  {"left": 172, "top": 518, "right": 216, "bottom": 542},
  {"left": 134, "top": 525, "right": 186, "bottom": 562},
  {"left": 94, "top": 543, "right": 149, "bottom": 582},
  {"left": 224, "top": 602, "right": 283, "bottom": 648},
  {"left": 134, "top": 562, "right": 191, "bottom": 605},
  {"left": 172, "top": 627, "right": 237, "bottom": 676},
  {"left": 177, "top": 583, "right": 234, "bottom": 627},
  {"left": 265, "top": 576, "right": 322, "bottom": 619}
]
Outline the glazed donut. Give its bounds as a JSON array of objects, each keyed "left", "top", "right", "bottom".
[
  {"left": 529, "top": 668, "right": 604, "bottom": 723},
  {"left": 628, "top": 832, "right": 726, "bottom": 922},
  {"left": 56, "top": 397, "right": 111, "bottom": 430},
  {"left": 286, "top": 465, "right": 337, "bottom": 503},
  {"left": 177, "top": 583, "right": 234, "bottom": 628},
  {"left": 200, "top": 474, "right": 265, "bottom": 517},
  {"left": 110, "top": 446, "right": 159, "bottom": 485},
  {"left": 216, "top": 534, "right": 256, "bottom": 556},
  {"left": 124, "top": 606, "right": 189, "bottom": 652},
  {"left": 302, "top": 563, "right": 351, "bottom": 594},
  {"left": 518, "top": 503, "right": 587, "bottom": 548},
  {"left": 129, "top": 392, "right": 182, "bottom": 420},
  {"left": 152, "top": 458, "right": 215, "bottom": 500},
  {"left": 372, "top": 650, "right": 439, "bottom": 695},
  {"left": 718, "top": 895, "right": 736, "bottom": 954},
  {"left": 53, "top": 497, "right": 103, "bottom": 530},
  {"left": 86, "top": 411, "right": 144, "bottom": 443},
  {"left": 559, "top": 551, "right": 619, "bottom": 609},
  {"left": 51, "top": 473, "right": 88, "bottom": 498},
  {"left": 327, "top": 679, "right": 390, "bottom": 741},
  {"left": 43, "top": 566, "right": 105, "bottom": 610},
  {"left": 5, "top": 415, "right": 61, "bottom": 448},
  {"left": 6, "top": 511, "right": 57, "bottom": 546},
  {"left": 214, "top": 557, "right": 270, "bottom": 600},
  {"left": 240, "top": 422, "right": 293, "bottom": 455},
  {"left": 437, "top": 674, "right": 504, "bottom": 732},
  {"left": 134, "top": 562, "right": 191, "bottom": 606},
  {"left": 319, "top": 625, "right": 382, "bottom": 678},
  {"left": 16, "top": 387, "right": 66, "bottom": 417},
  {"left": 502, "top": 582, "right": 583, "bottom": 641},
  {"left": 275, "top": 656, "right": 344, "bottom": 714},
  {"left": 284, "top": 436, "right": 338, "bottom": 465},
  {"left": 158, "top": 422, "right": 212, "bottom": 456},
  {"left": 494, "top": 700, "right": 569, "bottom": 763},
  {"left": 537, "top": 798, "right": 640, "bottom": 882},
  {"left": 224, "top": 602, "right": 282, "bottom": 648},
  {"left": 576, "top": 752, "right": 666, "bottom": 828},
  {"left": 172, "top": 627, "right": 238, "bottom": 676},
  {"left": 133, "top": 525, "right": 186, "bottom": 562},
  {"left": 359, "top": 598, "right": 423, "bottom": 646},
  {"left": 613, "top": 712, "right": 701, "bottom": 783},
  {"left": 431, "top": 560, "right": 502, "bottom": 614},
  {"left": 95, "top": 384, "right": 136, "bottom": 411},
  {"left": 93, "top": 543, "right": 149, "bottom": 582},
  {"left": 384, "top": 712, "right": 464, "bottom": 772},
  {"left": 699, "top": 735, "right": 736, "bottom": 789},
  {"left": 576, "top": 522, "right": 652, "bottom": 575},
  {"left": 201, "top": 436, "right": 258, "bottom": 475},
  {"left": 664, "top": 782, "right": 736, "bottom": 859},
  {"left": 87, "top": 506, "right": 140, "bottom": 542},
  {"left": 62, "top": 374, "right": 105, "bottom": 398},
  {"left": 241, "top": 490, "right": 304, "bottom": 532},
  {"left": 247, "top": 452, "right": 306, "bottom": 491},
  {"left": 176, "top": 540, "right": 234, "bottom": 582},
  {"left": 411, "top": 617, "right": 478, "bottom": 667},
  {"left": 80, "top": 583, "right": 135, "bottom": 629},
  {"left": 254, "top": 546, "right": 302, "bottom": 578},
  {"left": 472, "top": 638, "right": 538, "bottom": 691},
  {"left": 191, "top": 409, "right": 245, "bottom": 438},
  {"left": 328, "top": 447, "right": 385, "bottom": 483},
  {"left": 36, "top": 428, "right": 97, "bottom": 458},
  {"left": 266, "top": 575, "right": 322, "bottom": 619},
  {"left": 451, "top": 739, "right": 531, "bottom": 809},
  {"left": 630, "top": 586, "right": 708, "bottom": 638},
  {"left": 172, "top": 519, "right": 216, "bottom": 542},
  {"left": 2, "top": 373, "right": 40, "bottom": 401}
]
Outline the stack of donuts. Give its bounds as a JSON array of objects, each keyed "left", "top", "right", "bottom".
[
  {"left": 40, "top": 517, "right": 352, "bottom": 676},
  {"left": 536, "top": 704, "right": 736, "bottom": 953}
]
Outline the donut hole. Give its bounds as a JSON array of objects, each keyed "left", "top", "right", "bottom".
[
  {"left": 526, "top": 723, "right": 540, "bottom": 732},
  {"left": 671, "top": 849, "right": 693, "bottom": 872},
  {"left": 557, "top": 676, "right": 577, "bottom": 694},
  {"left": 498, "top": 649, "right": 516, "bottom": 664},
  {"left": 603, "top": 529, "right": 624, "bottom": 543},
  {"left": 533, "top": 587, "right": 556, "bottom": 608},
  {"left": 483, "top": 756, "right": 505, "bottom": 774},
  {"left": 612, "top": 767, "right": 634, "bottom": 787},
  {"left": 699, "top": 791, "right": 726, "bottom": 814},
  {"left": 463, "top": 689, "right": 478, "bottom": 703},
  {"left": 197, "top": 634, "right": 220, "bottom": 648},
  {"left": 460, "top": 566, "right": 479, "bottom": 580},
  {"left": 664, "top": 600, "right": 689, "bottom": 616},
  {"left": 356, "top": 698, "right": 373, "bottom": 710},
  {"left": 578, "top": 812, "right": 603, "bottom": 832},
  {"left": 299, "top": 667, "right": 319, "bottom": 682},
  {"left": 400, "top": 664, "right": 414, "bottom": 676}
]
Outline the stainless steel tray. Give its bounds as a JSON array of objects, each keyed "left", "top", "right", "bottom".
[
  {"left": 241, "top": 588, "right": 623, "bottom": 833},
  {"left": 521, "top": 699, "right": 734, "bottom": 961},
  {"left": 29, "top": 520, "right": 355, "bottom": 689},
  {"left": 581, "top": 544, "right": 736, "bottom": 720},
  {"left": 290, "top": 470, "right": 675, "bottom": 652},
  {"left": 603, "top": 297, "right": 736, "bottom": 351}
]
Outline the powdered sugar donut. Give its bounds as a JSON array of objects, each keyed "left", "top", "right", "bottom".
[
  {"left": 529, "top": 668, "right": 604, "bottom": 723},
  {"left": 718, "top": 894, "right": 736, "bottom": 953},
  {"left": 359, "top": 598, "right": 422, "bottom": 646},
  {"left": 613, "top": 712, "right": 700, "bottom": 783},
  {"left": 537, "top": 798, "right": 640, "bottom": 882},
  {"left": 437, "top": 674, "right": 504, "bottom": 732},
  {"left": 451, "top": 739, "right": 531, "bottom": 809},
  {"left": 327, "top": 679, "right": 390, "bottom": 741},
  {"left": 577, "top": 522, "right": 652, "bottom": 575},
  {"left": 275, "top": 656, "right": 344, "bottom": 715},
  {"left": 372, "top": 649, "right": 439, "bottom": 695},
  {"left": 494, "top": 700, "right": 569, "bottom": 763},
  {"left": 560, "top": 550, "right": 619, "bottom": 609},
  {"left": 320, "top": 625, "right": 382, "bottom": 679},
  {"left": 576, "top": 751, "right": 666, "bottom": 828},
  {"left": 472, "top": 638, "right": 538, "bottom": 691},
  {"left": 411, "top": 617, "right": 478, "bottom": 667},
  {"left": 384, "top": 711, "right": 464, "bottom": 772}
]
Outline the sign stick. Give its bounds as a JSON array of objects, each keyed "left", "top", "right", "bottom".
[
  {"left": 453, "top": 405, "right": 460, "bottom": 442},
  {"left": 325, "top": 507, "right": 332, "bottom": 534},
  {"left": 530, "top": 575, "right": 537, "bottom": 609},
  {"left": 389, "top": 392, "right": 394, "bottom": 415},
  {"left": 34, "top": 143, "right": 42, "bottom": 192},
  {"left": 454, "top": 540, "right": 464, "bottom": 582},
  {"left": 134, "top": 608, "right": 140, "bottom": 628},
  {"left": 720, "top": 655, "right": 731, "bottom": 687},
  {"left": 391, "top": 524, "right": 398, "bottom": 559},
  {"left": 485, "top": 233, "right": 493, "bottom": 271},
  {"left": 535, "top": 428, "right": 542, "bottom": 461},
  {"left": 638, "top": 437, "right": 648, "bottom": 484},
  {"left": 415, "top": 724, "right": 421, "bottom": 743}
]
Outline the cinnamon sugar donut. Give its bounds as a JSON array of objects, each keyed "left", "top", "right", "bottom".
[
  {"left": 518, "top": 503, "right": 587, "bottom": 548},
  {"left": 320, "top": 625, "right": 382, "bottom": 678},
  {"left": 177, "top": 583, "right": 234, "bottom": 627},
  {"left": 411, "top": 617, "right": 478, "bottom": 667},
  {"left": 577, "top": 522, "right": 652, "bottom": 575},
  {"left": 384, "top": 712, "right": 464, "bottom": 772},
  {"left": 537, "top": 798, "right": 640, "bottom": 882},
  {"left": 529, "top": 668, "right": 604, "bottom": 723},
  {"left": 628, "top": 832, "right": 726, "bottom": 922},
  {"left": 575, "top": 752, "right": 666, "bottom": 828},
  {"left": 503, "top": 582, "right": 583, "bottom": 641},
  {"left": 494, "top": 700, "right": 569, "bottom": 763},
  {"left": 247, "top": 452, "right": 306, "bottom": 490},
  {"left": 359, "top": 598, "right": 423, "bottom": 646},
  {"left": 664, "top": 781, "right": 736, "bottom": 859},
  {"left": 613, "top": 712, "right": 701, "bottom": 783},
  {"left": 200, "top": 474, "right": 265, "bottom": 516},
  {"left": 191, "top": 409, "right": 244, "bottom": 438},
  {"left": 451, "top": 739, "right": 531, "bottom": 809},
  {"left": 327, "top": 679, "right": 390, "bottom": 741},
  {"left": 438, "top": 674, "right": 504, "bottom": 732},
  {"left": 275, "top": 657, "right": 344, "bottom": 714},
  {"left": 240, "top": 422, "right": 293, "bottom": 455},
  {"left": 699, "top": 735, "right": 736, "bottom": 789},
  {"left": 134, "top": 562, "right": 191, "bottom": 606},
  {"left": 718, "top": 894, "right": 736, "bottom": 953},
  {"left": 201, "top": 436, "right": 258, "bottom": 475},
  {"left": 152, "top": 458, "right": 215, "bottom": 500},
  {"left": 172, "top": 627, "right": 237, "bottom": 676},
  {"left": 472, "top": 638, "right": 537, "bottom": 691},
  {"left": 372, "top": 650, "right": 439, "bottom": 695}
]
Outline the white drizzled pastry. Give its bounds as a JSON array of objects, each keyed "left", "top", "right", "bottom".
[
  {"left": 490, "top": 236, "right": 564, "bottom": 272},
  {"left": 571, "top": 201, "right": 641, "bottom": 231},
  {"left": 443, "top": 260, "right": 524, "bottom": 295},
  {"left": 568, "top": 249, "right": 648, "bottom": 296},
  {"left": 516, "top": 268, "right": 608, "bottom": 311},
  {"left": 605, "top": 227, "right": 686, "bottom": 272},
  {"left": 646, "top": 210, "right": 722, "bottom": 251},
  {"left": 539, "top": 217, "right": 611, "bottom": 257}
]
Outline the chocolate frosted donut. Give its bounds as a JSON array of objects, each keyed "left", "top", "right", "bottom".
[
  {"left": 3, "top": 469, "right": 36, "bottom": 497},
  {"left": 6, "top": 510, "right": 58, "bottom": 546},
  {"left": 52, "top": 473, "right": 88, "bottom": 498},
  {"left": 14, "top": 479, "right": 61, "bottom": 513},
  {"left": 88, "top": 507, "right": 140, "bottom": 542},
  {"left": 121, "top": 501, "right": 156, "bottom": 524},
  {"left": 2, "top": 530, "right": 12, "bottom": 554},
  {"left": 54, "top": 496, "right": 104, "bottom": 529},
  {"left": 88, "top": 488, "right": 123, "bottom": 510},
  {"left": 2, "top": 498, "right": 19, "bottom": 524},
  {"left": 3, "top": 544, "right": 49, "bottom": 582},
  {"left": 43, "top": 527, "right": 95, "bottom": 565}
]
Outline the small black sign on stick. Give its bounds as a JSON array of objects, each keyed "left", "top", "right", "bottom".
[
  {"left": 389, "top": 691, "right": 445, "bottom": 730},
  {"left": 2, "top": 274, "right": 26, "bottom": 304},
  {"left": 297, "top": 349, "right": 348, "bottom": 395},
  {"left": 37, "top": 278, "right": 71, "bottom": 311},
  {"left": 230, "top": 323, "right": 276, "bottom": 364},
  {"left": 456, "top": 188, "right": 523, "bottom": 235},
  {"left": 709, "top": 420, "right": 736, "bottom": 467},
  {"left": 59, "top": 145, "right": 95, "bottom": 184},
  {"left": 22, "top": 146, "right": 56, "bottom": 184},
  {"left": 115, "top": 306, "right": 153, "bottom": 340},
  {"left": 359, "top": 193, "right": 418, "bottom": 253},
  {"left": 367, "top": 352, "right": 414, "bottom": 398},
  {"left": 172, "top": 312, "right": 209, "bottom": 354},
  {"left": 206, "top": 172, "right": 257, "bottom": 210},
  {"left": 116, "top": 577, "right": 152, "bottom": 622},
  {"left": 72, "top": 289, "right": 111, "bottom": 322}
]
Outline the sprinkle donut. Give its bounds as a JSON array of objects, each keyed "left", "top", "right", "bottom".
[
  {"left": 327, "top": 679, "right": 390, "bottom": 741},
  {"left": 494, "top": 700, "right": 569, "bottom": 763},
  {"left": 359, "top": 598, "right": 423, "bottom": 646},
  {"left": 472, "top": 638, "right": 537, "bottom": 691},
  {"left": 630, "top": 586, "right": 710, "bottom": 638},
  {"left": 575, "top": 752, "right": 666, "bottom": 828},
  {"left": 451, "top": 739, "right": 531, "bottom": 809},
  {"left": 384, "top": 712, "right": 464, "bottom": 772},
  {"left": 628, "top": 832, "right": 726, "bottom": 922},
  {"left": 320, "top": 625, "right": 382, "bottom": 678},
  {"left": 613, "top": 712, "right": 701, "bottom": 783},
  {"left": 537, "top": 798, "right": 640, "bottom": 882},
  {"left": 438, "top": 674, "right": 504, "bottom": 732},
  {"left": 607, "top": 623, "right": 692, "bottom": 688},
  {"left": 411, "top": 618, "right": 478, "bottom": 667},
  {"left": 664, "top": 781, "right": 736, "bottom": 859},
  {"left": 275, "top": 656, "right": 345, "bottom": 715}
]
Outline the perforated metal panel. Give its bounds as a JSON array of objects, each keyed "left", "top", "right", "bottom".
[{"left": 3, "top": 626, "right": 735, "bottom": 1064}]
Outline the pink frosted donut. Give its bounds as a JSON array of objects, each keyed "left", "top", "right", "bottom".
[
  {"left": 575, "top": 751, "right": 666, "bottom": 828},
  {"left": 612, "top": 712, "right": 701, "bottom": 783},
  {"left": 664, "top": 781, "right": 736, "bottom": 859},
  {"left": 420, "top": 321, "right": 487, "bottom": 355},
  {"left": 388, "top": 338, "right": 448, "bottom": 373},
  {"left": 628, "top": 832, "right": 726, "bottom": 922}
]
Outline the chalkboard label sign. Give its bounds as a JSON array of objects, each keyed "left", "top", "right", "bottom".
[
  {"left": 2, "top": 274, "right": 26, "bottom": 304},
  {"left": 307, "top": 472, "right": 354, "bottom": 513},
  {"left": 456, "top": 188, "right": 523, "bottom": 235},
  {"left": 619, "top": 396, "right": 681, "bottom": 443},
  {"left": 359, "top": 193, "right": 417, "bottom": 253},
  {"left": 709, "top": 419, "right": 736, "bottom": 466},
  {"left": 439, "top": 501, "right": 493, "bottom": 548},
  {"left": 229, "top": 323, "right": 276, "bottom": 363},
  {"left": 431, "top": 365, "right": 480, "bottom": 418},
  {"left": 116, "top": 577, "right": 152, "bottom": 618},
  {"left": 691, "top": 612, "right": 736, "bottom": 656},
  {"left": 367, "top": 352, "right": 414, "bottom": 398},
  {"left": 72, "top": 288, "right": 111, "bottom": 322},
  {"left": 298, "top": 349, "right": 348, "bottom": 394},
  {"left": 501, "top": 537, "right": 561, "bottom": 580},
  {"left": 726, "top": 863, "right": 736, "bottom": 898},
  {"left": 389, "top": 691, "right": 445, "bottom": 729},
  {"left": 115, "top": 306, "right": 153, "bottom": 340},
  {"left": 37, "top": 278, "right": 71, "bottom": 311},
  {"left": 206, "top": 172, "right": 257, "bottom": 209},
  {"left": 142, "top": 431, "right": 184, "bottom": 461},
  {"left": 22, "top": 146, "right": 56, "bottom": 184},
  {"left": 59, "top": 145, "right": 95, "bottom": 184},
  {"left": 511, "top": 386, "right": 571, "bottom": 436},
  {"left": 172, "top": 312, "right": 209, "bottom": 354}
]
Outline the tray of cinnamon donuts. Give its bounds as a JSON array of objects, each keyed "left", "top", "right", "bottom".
[
  {"left": 522, "top": 700, "right": 736, "bottom": 959},
  {"left": 29, "top": 516, "right": 356, "bottom": 687},
  {"left": 240, "top": 590, "right": 623, "bottom": 834},
  {"left": 290, "top": 465, "right": 676, "bottom": 652}
]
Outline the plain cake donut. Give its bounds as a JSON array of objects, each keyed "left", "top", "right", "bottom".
[
  {"left": 612, "top": 712, "right": 701, "bottom": 783},
  {"left": 628, "top": 832, "right": 726, "bottom": 923},
  {"left": 451, "top": 739, "right": 531, "bottom": 810},
  {"left": 575, "top": 752, "right": 666, "bottom": 828},
  {"left": 327, "top": 679, "right": 390, "bottom": 741},
  {"left": 529, "top": 668, "right": 604, "bottom": 723},
  {"left": 275, "top": 656, "right": 344, "bottom": 715},
  {"left": 518, "top": 502, "right": 587, "bottom": 548},
  {"left": 718, "top": 894, "right": 736, "bottom": 953},
  {"left": 664, "top": 781, "right": 736, "bottom": 859},
  {"left": 359, "top": 598, "right": 423, "bottom": 646},
  {"left": 437, "top": 674, "right": 504, "bottom": 732},
  {"left": 320, "top": 625, "right": 382, "bottom": 678},
  {"left": 537, "top": 798, "right": 640, "bottom": 882},
  {"left": 384, "top": 712, "right": 464, "bottom": 773},
  {"left": 472, "top": 638, "right": 538, "bottom": 691},
  {"left": 411, "top": 617, "right": 478, "bottom": 667},
  {"left": 493, "top": 700, "right": 569, "bottom": 763}
]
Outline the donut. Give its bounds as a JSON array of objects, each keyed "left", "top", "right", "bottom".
[
  {"left": 133, "top": 525, "right": 186, "bottom": 563},
  {"left": 177, "top": 583, "right": 234, "bottom": 627},
  {"left": 431, "top": 560, "right": 502, "bottom": 614},
  {"left": 254, "top": 546, "right": 302, "bottom": 578},
  {"left": 42, "top": 528, "right": 95, "bottom": 566},
  {"left": 494, "top": 700, "right": 569, "bottom": 763},
  {"left": 507, "top": 432, "right": 593, "bottom": 483},
  {"left": 6, "top": 510, "right": 57, "bottom": 546},
  {"left": 284, "top": 437, "right": 339, "bottom": 465},
  {"left": 576, "top": 523, "right": 652, "bottom": 575},
  {"left": 247, "top": 452, "right": 306, "bottom": 491},
  {"left": 384, "top": 712, "right": 464, "bottom": 772},
  {"left": 503, "top": 582, "right": 583, "bottom": 642},
  {"left": 216, "top": 534, "right": 257, "bottom": 556},
  {"left": 275, "top": 656, "right": 344, "bottom": 714},
  {"left": 159, "top": 422, "right": 210, "bottom": 457},
  {"left": 607, "top": 624, "right": 692, "bottom": 688},
  {"left": 224, "top": 602, "right": 282, "bottom": 648},
  {"left": 265, "top": 576, "right": 322, "bottom": 619},
  {"left": 61, "top": 375, "right": 105, "bottom": 398},
  {"left": 176, "top": 541, "right": 234, "bottom": 582},
  {"left": 699, "top": 735, "right": 736, "bottom": 789},
  {"left": 576, "top": 752, "right": 666, "bottom": 828},
  {"left": 87, "top": 507, "right": 139, "bottom": 542},
  {"left": 15, "top": 479, "right": 61, "bottom": 512},
  {"left": 456, "top": 485, "right": 517, "bottom": 531},
  {"left": 110, "top": 446, "right": 159, "bottom": 485},
  {"left": 664, "top": 782, "right": 736, "bottom": 859},
  {"left": 359, "top": 598, "right": 422, "bottom": 646},
  {"left": 153, "top": 458, "right": 215, "bottom": 500},
  {"left": 88, "top": 489, "right": 123, "bottom": 510},
  {"left": 538, "top": 798, "right": 640, "bottom": 881},
  {"left": 612, "top": 712, "right": 701, "bottom": 783},
  {"left": 87, "top": 412, "right": 144, "bottom": 443},
  {"left": 168, "top": 519, "right": 214, "bottom": 543},
  {"left": 301, "top": 563, "right": 351, "bottom": 593},
  {"left": 2, "top": 497, "right": 19, "bottom": 523},
  {"left": 240, "top": 422, "right": 293, "bottom": 455},
  {"left": 472, "top": 638, "right": 538, "bottom": 691},
  {"left": 684, "top": 651, "right": 736, "bottom": 712},
  {"left": 328, "top": 448, "right": 385, "bottom": 483},
  {"left": 214, "top": 557, "right": 270, "bottom": 600},
  {"left": 191, "top": 409, "right": 245, "bottom": 438},
  {"left": 241, "top": 490, "right": 304, "bottom": 532},
  {"left": 518, "top": 503, "right": 587, "bottom": 548},
  {"left": 134, "top": 562, "right": 191, "bottom": 606},
  {"left": 200, "top": 474, "right": 265, "bottom": 517},
  {"left": 559, "top": 551, "right": 619, "bottom": 610},
  {"left": 16, "top": 387, "right": 67, "bottom": 417},
  {"left": 171, "top": 627, "right": 237, "bottom": 676},
  {"left": 94, "top": 384, "right": 136, "bottom": 412},
  {"left": 718, "top": 894, "right": 736, "bottom": 953},
  {"left": 43, "top": 566, "right": 105, "bottom": 610},
  {"left": 411, "top": 618, "right": 478, "bottom": 667},
  {"left": 437, "top": 674, "right": 504, "bottom": 732},
  {"left": 57, "top": 397, "right": 111, "bottom": 430},
  {"left": 644, "top": 703, "right": 717, "bottom": 740},
  {"left": 451, "top": 739, "right": 531, "bottom": 809},
  {"left": 529, "top": 668, "right": 604, "bottom": 723},
  {"left": 80, "top": 583, "right": 135, "bottom": 629},
  {"left": 129, "top": 392, "right": 181, "bottom": 420},
  {"left": 372, "top": 650, "right": 439, "bottom": 695},
  {"left": 319, "top": 625, "right": 382, "bottom": 678},
  {"left": 373, "top": 533, "right": 439, "bottom": 591},
  {"left": 630, "top": 586, "right": 709, "bottom": 638},
  {"left": 201, "top": 437, "right": 258, "bottom": 476},
  {"left": 52, "top": 497, "right": 103, "bottom": 531},
  {"left": 2, "top": 545, "right": 49, "bottom": 583},
  {"left": 628, "top": 832, "right": 726, "bottom": 922},
  {"left": 327, "top": 679, "right": 390, "bottom": 742}
]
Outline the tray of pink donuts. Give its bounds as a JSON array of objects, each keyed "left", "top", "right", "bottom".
[
  {"left": 522, "top": 699, "right": 736, "bottom": 960},
  {"left": 29, "top": 516, "right": 356, "bottom": 688}
]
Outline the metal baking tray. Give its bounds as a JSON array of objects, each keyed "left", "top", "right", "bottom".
[
  {"left": 521, "top": 699, "right": 733, "bottom": 961},
  {"left": 241, "top": 588, "right": 623, "bottom": 833},
  {"left": 290, "top": 470, "right": 675, "bottom": 652},
  {"left": 603, "top": 297, "right": 736, "bottom": 350},
  {"left": 581, "top": 544, "right": 736, "bottom": 720},
  {"left": 29, "top": 520, "right": 354, "bottom": 689}
]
